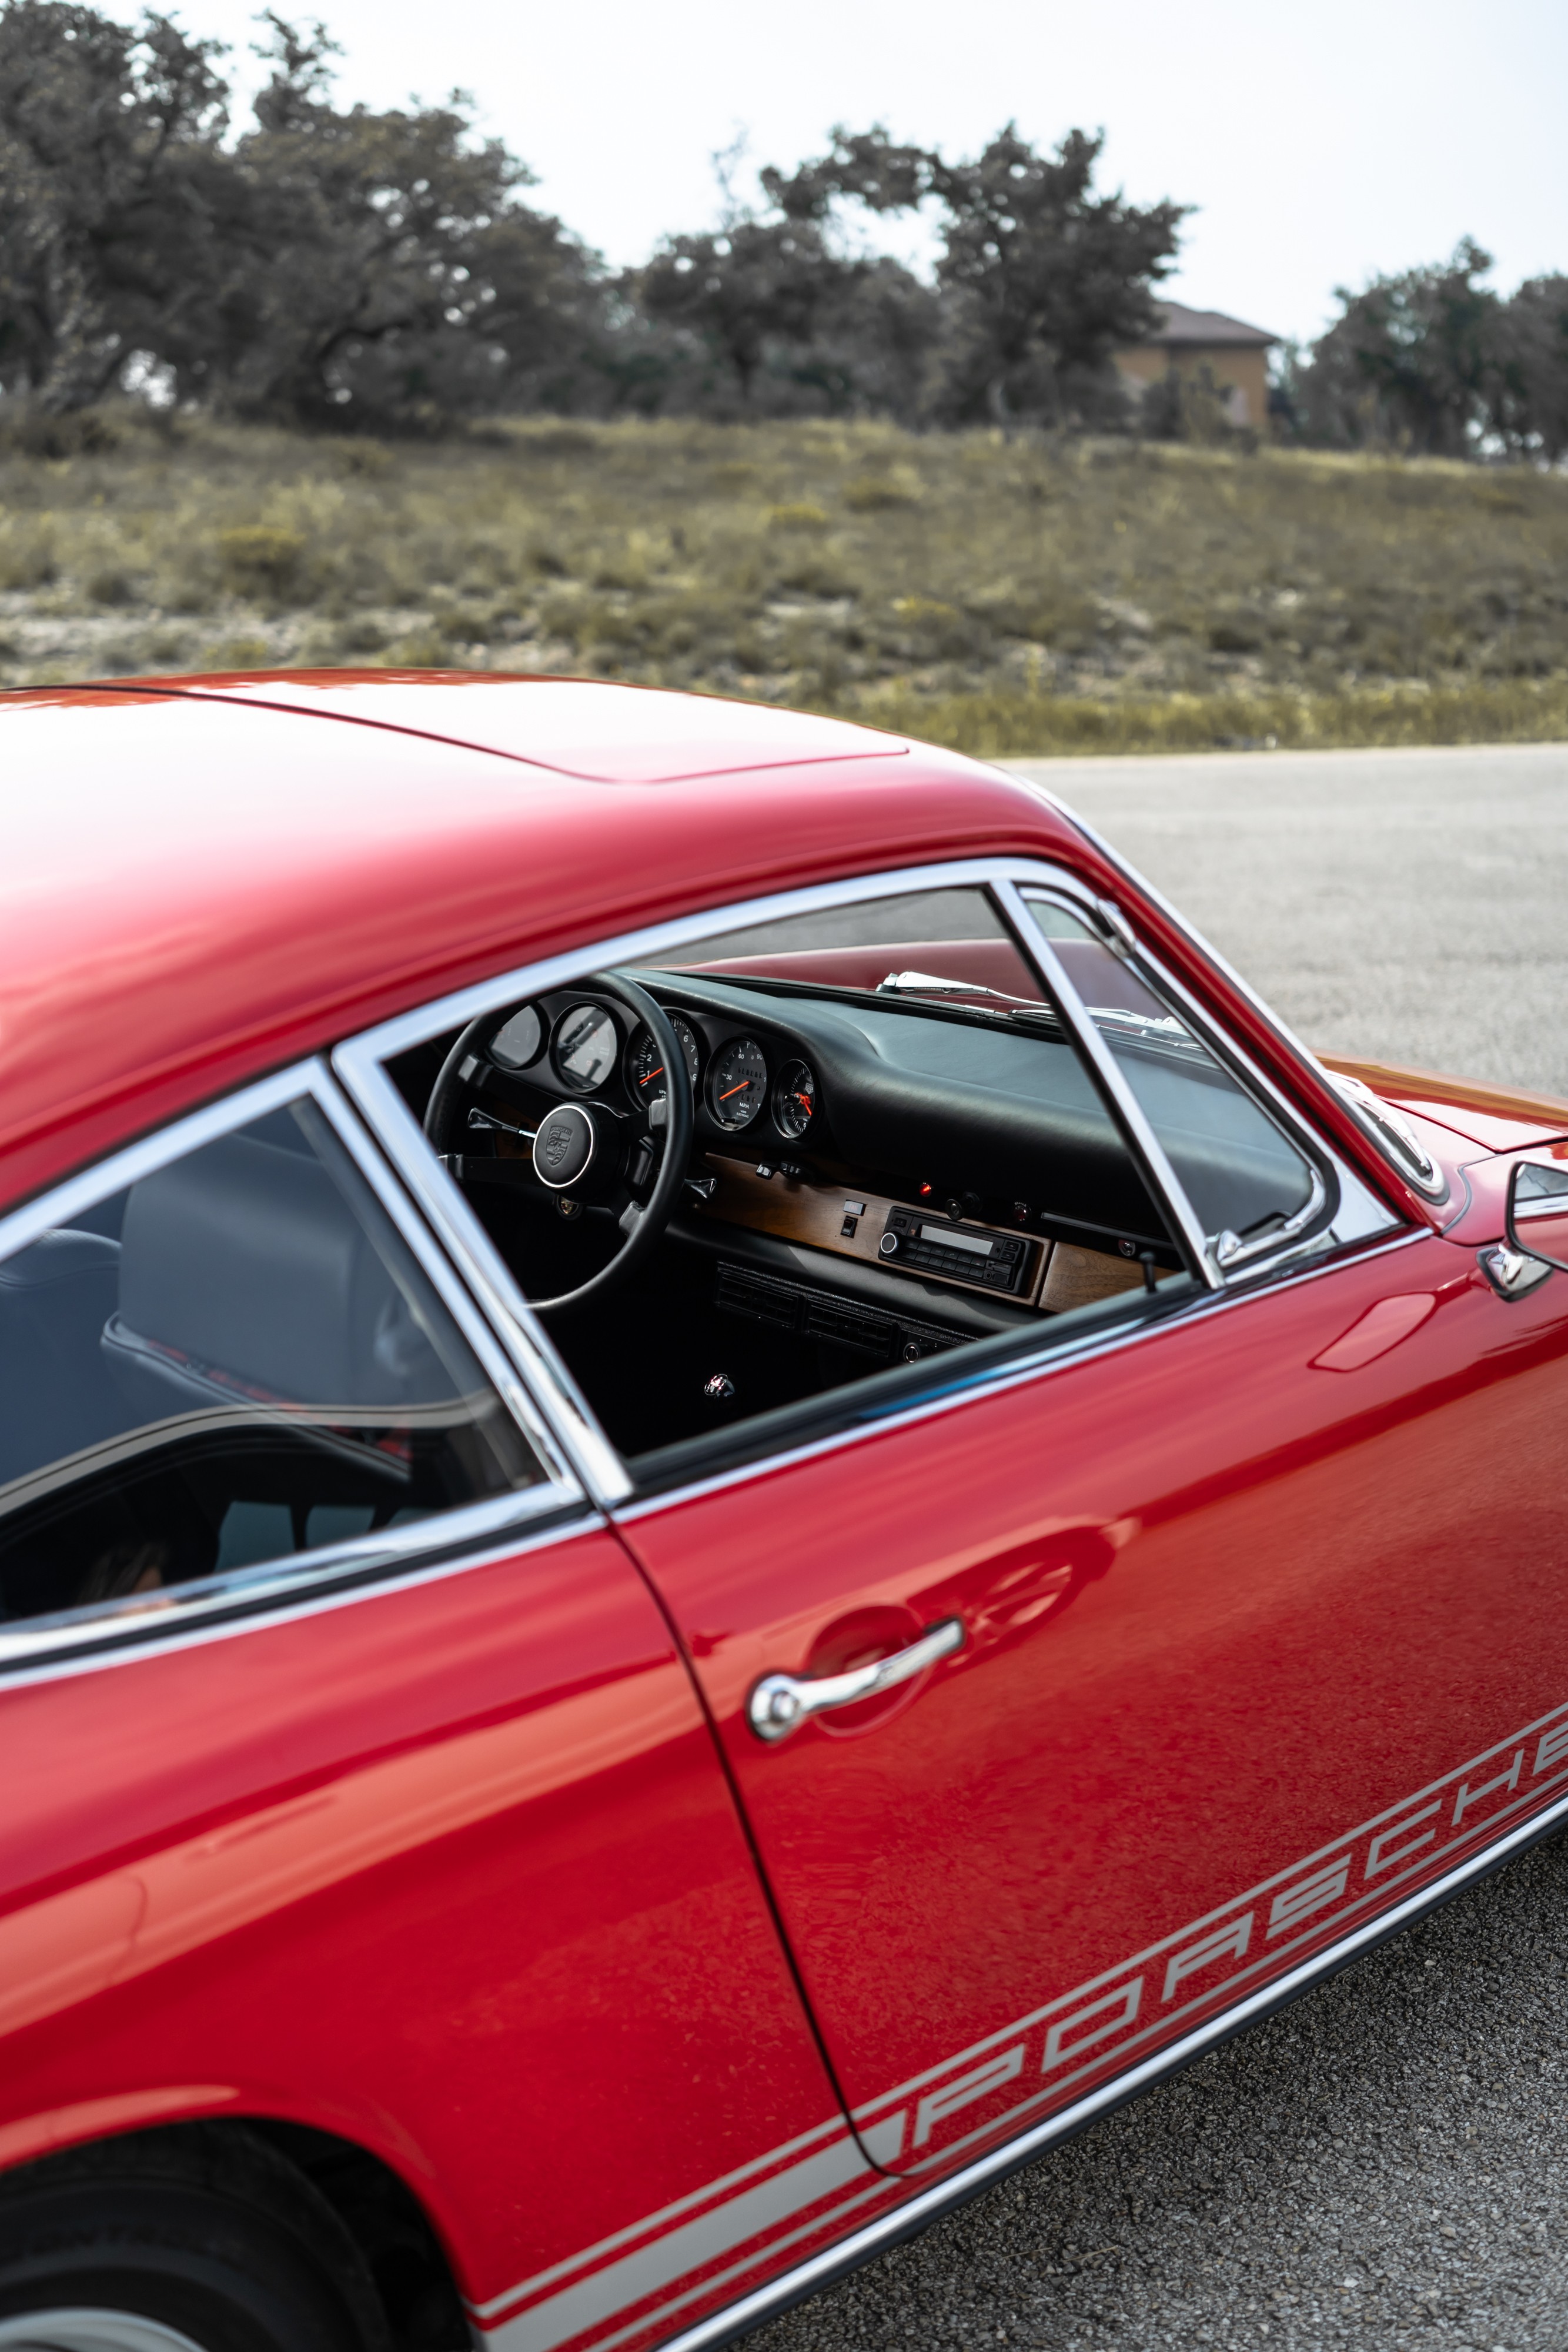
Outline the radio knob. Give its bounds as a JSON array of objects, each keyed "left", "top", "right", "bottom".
[{"left": 879, "top": 1231, "right": 901, "bottom": 1258}]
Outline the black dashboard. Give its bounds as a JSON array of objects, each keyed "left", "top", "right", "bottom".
[{"left": 445, "top": 968, "right": 1181, "bottom": 1301}]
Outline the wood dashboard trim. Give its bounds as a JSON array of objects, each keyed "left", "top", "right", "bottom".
[
  {"left": 692, "top": 1157, "right": 1154, "bottom": 1317},
  {"left": 693, "top": 1156, "right": 1048, "bottom": 1306}
]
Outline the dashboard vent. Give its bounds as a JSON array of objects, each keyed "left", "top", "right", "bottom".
[
  {"left": 716, "top": 1262, "right": 961, "bottom": 1363},
  {"left": 801, "top": 1297, "right": 898, "bottom": 1356},
  {"left": 715, "top": 1265, "right": 800, "bottom": 1330}
]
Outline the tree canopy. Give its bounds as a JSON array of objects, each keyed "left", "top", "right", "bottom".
[
  {"left": 1, "top": 1, "right": 1562, "bottom": 456},
  {"left": 769, "top": 124, "right": 1186, "bottom": 422},
  {"left": 1283, "top": 242, "right": 1568, "bottom": 461},
  {"left": 0, "top": 2, "right": 607, "bottom": 421}
]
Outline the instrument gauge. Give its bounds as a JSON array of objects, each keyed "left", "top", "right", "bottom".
[
  {"left": 627, "top": 1015, "right": 701, "bottom": 1109},
  {"left": 489, "top": 1003, "right": 542, "bottom": 1071},
  {"left": 708, "top": 1038, "right": 768, "bottom": 1131},
  {"left": 553, "top": 1003, "right": 620, "bottom": 1094},
  {"left": 773, "top": 1060, "right": 817, "bottom": 1141}
]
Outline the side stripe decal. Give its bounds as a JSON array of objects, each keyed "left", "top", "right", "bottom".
[
  {"left": 850, "top": 1692, "right": 1568, "bottom": 2169},
  {"left": 477, "top": 2117, "right": 905, "bottom": 2352},
  {"left": 464, "top": 2116, "right": 852, "bottom": 2324},
  {"left": 649, "top": 1775, "right": 1568, "bottom": 2352},
  {"left": 472, "top": 1693, "right": 1568, "bottom": 2351}
]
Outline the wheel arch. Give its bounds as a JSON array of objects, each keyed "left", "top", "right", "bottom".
[{"left": 0, "top": 2107, "right": 468, "bottom": 2352}]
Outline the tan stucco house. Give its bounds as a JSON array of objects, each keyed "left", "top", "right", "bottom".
[{"left": 1115, "top": 302, "right": 1279, "bottom": 429}]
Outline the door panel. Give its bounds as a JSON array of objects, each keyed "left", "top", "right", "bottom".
[
  {"left": 0, "top": 1518, "right": 868, "bottom": 2348},
  {"left": 622, "top": 1235, "right": 1568, "bottom": 2180}
]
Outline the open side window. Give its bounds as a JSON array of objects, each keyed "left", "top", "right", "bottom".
[{"left": 355, "top": 864, "right": 1386, "bottom": 1492}]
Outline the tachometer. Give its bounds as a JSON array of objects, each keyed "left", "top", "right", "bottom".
[
  {"left": 708, "top": 1038, "right": 768, "bottom": 1131},
  {"left": 773, "top": 1059, "right": 816, "bottom": 1141},
  {"left": 553, "top": 1003, "right": 619, "bottom": 1093},
  {"left": 627, "top": 1015, "right": 701, "bottom": 1108}
]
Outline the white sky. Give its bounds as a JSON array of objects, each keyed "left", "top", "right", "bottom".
[{"left": 158, "top": 0, "right": 1566, "bottom": 346}]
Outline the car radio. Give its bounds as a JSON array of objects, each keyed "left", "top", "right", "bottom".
[{"left": 879, "top": 1205, "right": 1030, "bottom": 1294}]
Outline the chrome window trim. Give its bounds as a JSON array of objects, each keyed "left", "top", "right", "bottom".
[
  {"left": 651, "top": 1765, "right": 1568, "bottom": 2352},
  {"left": 1091, "top": 929, "right": 1344, "bottom": 1265},
  {"left": 0, "top": 1500, "right": 601, "bottom": 1698},
  {"left": 336, "top": 858, "right": 1025, "bottom": 1072},
  {"left": 334, "top": 854, "right": 1412, "bottom": 1505},
  {"left": 330, "top": 1052, "right": 633, "bottom": 1510},
  {"left": 0, "top": 1488, "right": 579, "bottom": 1675},
  {"left": 1024, "top": 782, "right": 1450, "bottom": 1205},
  {"left": 991, "top": 877, "right": 1218, "bottom": 1287},
  {"left": 335, "top": 859, "right": 1068, "bottom": 1508},
  {"left": 0, "top": 1058, "right": 584, "bottom": 1673},
  {"left": 613, "top": 1222, "right": 1434, "bottom": 1527},
  {"left": 312, "top": 1065, "right": 578, "bottom": 1491},
  {"left": 1002, "top": 874, "right": 1380, "bottom": 1282},
  {"left": 0, "top": 1061, "right": 318, "bottom": 1264}
]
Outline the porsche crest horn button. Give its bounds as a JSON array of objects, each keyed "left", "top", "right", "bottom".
[{"left": 532, "top": 1104, "right": 596, "bottom": 1190}]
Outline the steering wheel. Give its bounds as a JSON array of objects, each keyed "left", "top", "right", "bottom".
[{"left": 423, "top": 971, "right": 695, "bottom": 1318}]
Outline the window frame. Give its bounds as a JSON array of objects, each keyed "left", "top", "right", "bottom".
[
  {"left": 1041, "top": 789, "right": 1452, "bottom": 1205},
  {"left": 0, "top": 1057, "right": 584, "bottom": 1675},
  {"left": 336, "top": 855, "right": 1407, "bottom": 1506},
  {"left": 1001, "top": 878, "right": 1346, "bottom": 1278}
]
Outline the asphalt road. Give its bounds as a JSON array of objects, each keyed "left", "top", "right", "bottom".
[
  {"left": 1008, "top": 741, "right": 1568, "bottom": 1101},
  {"left": 754, "top": 742, "right": 1568, "bottom": 2352}
]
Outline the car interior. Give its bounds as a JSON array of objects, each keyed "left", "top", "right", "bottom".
[
  {"left": 391, "top": 884, "right": 1322, "bottom": 1481},
  {"left": 0, "top": 883, "right": 1327, "bottom": 1632}
]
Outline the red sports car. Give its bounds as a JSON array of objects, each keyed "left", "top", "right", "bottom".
[{"left": 1, "top": 671, "right": 1566, "bottom": 2352}]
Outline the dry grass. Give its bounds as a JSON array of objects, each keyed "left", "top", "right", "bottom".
[{"left": 2, "top": 409, "right": 1565, "bottom": 754}]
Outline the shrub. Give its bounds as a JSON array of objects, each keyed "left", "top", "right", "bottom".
[
  {"left": 200, "top": 635, "right": 274, "bottom": 670},
  {"left": 216, "top": 526, "right": 309, "bottom": 602},
  {"left": 86, "top": 568, "right": 138, "bottom": 607},
  {"left": 843, "top": 473, "right": 919, "bottom": 512},
  {"left": 767, "top": 502, "right": 829, "bottom": 531},
  {"left": 0, "top": 520, "right": 58, "bottom": 590},
  {"left": 0, "top": 417, "right": 1562, "bottom": 750}
]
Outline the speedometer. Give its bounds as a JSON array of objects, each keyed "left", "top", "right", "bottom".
[
  {"left": 553, "top": 1003, "right": 619, "bottom": 1093},
  {"left": 708, "top": 1038, "right": 768, "bottom": 1131},
  {"left": 627, "top": 1015, "right": 701, "bottom": 1109}
]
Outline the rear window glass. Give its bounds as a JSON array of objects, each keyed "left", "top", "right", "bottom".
[{"left": 0, "top": 1097, "right": 543, "bottom": 1632}]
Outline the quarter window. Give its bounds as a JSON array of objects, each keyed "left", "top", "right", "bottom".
[
  {"left": 0, "top": 1096, "right": 543, "bottom": 1633},
  {"left": 1018, "top": 893, "right": 1320, "bottom": 1253}
]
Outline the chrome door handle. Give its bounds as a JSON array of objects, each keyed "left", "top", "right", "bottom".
[{"left": 747, "top": 1618, "right": 965, "bottom": 1743}]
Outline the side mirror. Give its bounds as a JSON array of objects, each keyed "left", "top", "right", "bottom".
[{"left": 1506, "top": 1161, "right": 1568, "bottom": 1274}]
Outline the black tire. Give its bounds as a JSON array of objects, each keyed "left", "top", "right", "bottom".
[{"left": 0, "top": 2127, "right": 390, "bottom": 2352}]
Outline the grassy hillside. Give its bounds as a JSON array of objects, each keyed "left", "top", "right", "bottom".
[{"left": 2, "top": 410, "right": 1566, "bottom": 754}]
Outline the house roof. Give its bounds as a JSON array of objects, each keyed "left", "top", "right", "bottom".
[{"left": 1135, "top": 301, "right": 1279, "bottom": 350}]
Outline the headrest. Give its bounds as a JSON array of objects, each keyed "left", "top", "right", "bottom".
[
  {"left": 0, "top": 1229, "right": 121, "bottom": 1295},
  {"left": 115, "top": 1131, "right": 457, "bottom": 1409}
]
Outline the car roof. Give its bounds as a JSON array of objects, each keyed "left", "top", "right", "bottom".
[{"left": 0, "top": 671, "right": 1100, "bottom": 1207}]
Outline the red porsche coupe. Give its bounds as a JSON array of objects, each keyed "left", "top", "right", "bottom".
[{"left": 1, "top": 671, "right": 1566, "bottom": 2352}]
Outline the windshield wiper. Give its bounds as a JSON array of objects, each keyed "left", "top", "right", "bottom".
[
  {"left": 1086, "top": 1007, "right": 1210, "bottom": 1058},
  {"left": 877, "top": 970, "right": 1047, "bottom": 1009},
  {"left": 875, "top": 972, "right": 1218, "bottom": 1064}
]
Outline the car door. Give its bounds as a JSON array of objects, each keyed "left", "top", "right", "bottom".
[
  {"left": 0, "top": 1062, "right": 868, "bottom": 2352},
  {"left": 616, "top": 878, "right": 1568, "bottom": 2187}
]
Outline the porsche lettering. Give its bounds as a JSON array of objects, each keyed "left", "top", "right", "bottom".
[{"left": 3, "top": 670, "right": 1567, "bottom": 2352}]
